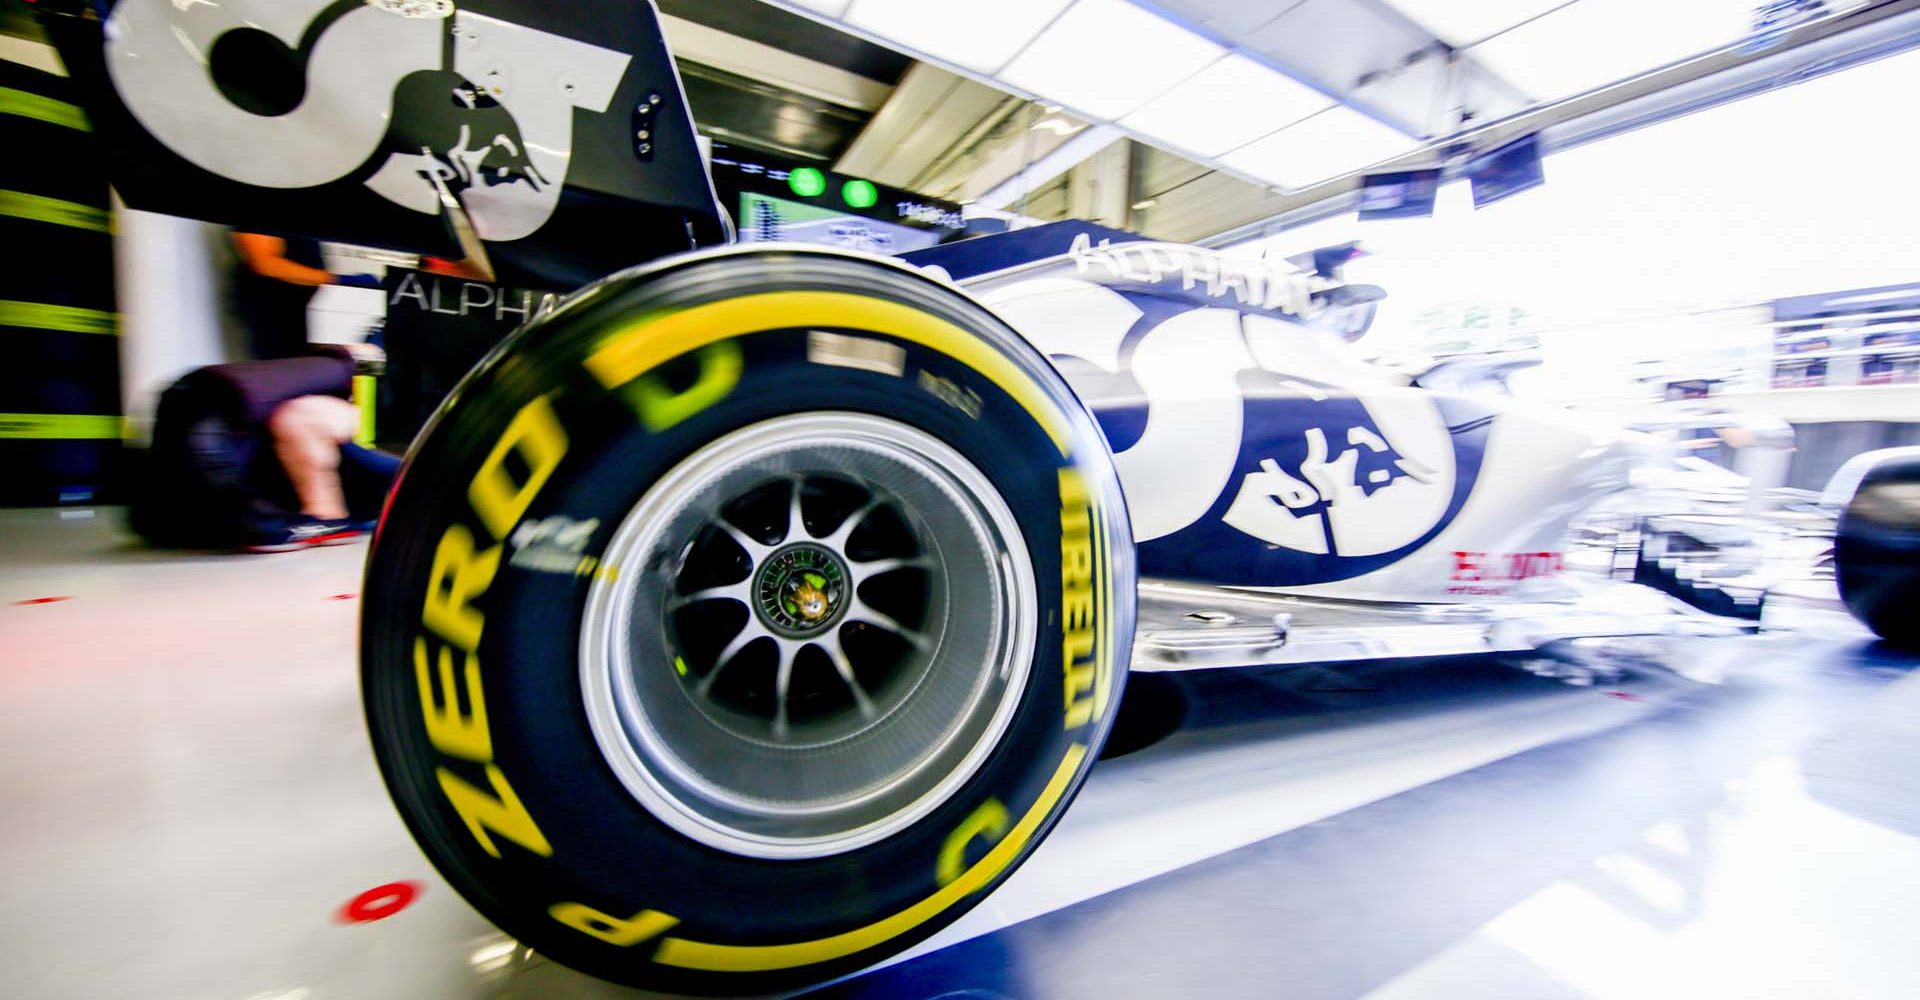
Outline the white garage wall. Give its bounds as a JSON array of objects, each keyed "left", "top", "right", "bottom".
[{"left": 113, "top": 203, "right": 234, "bottom": 445}]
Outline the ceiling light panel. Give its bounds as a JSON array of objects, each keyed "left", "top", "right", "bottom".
[
  {"left": 1218, "top": 105, "right": 1418, "bottom": 191},
  {"left": 1122, "top": 53, "right": 1332, "bottom": 157},
  {"left": 845, "top": 0, "right": 1076, "bottom": 74},
  {"left": 1001, "top": 0, "right": 1226, "bottom": 121},
  {"left": 787, "top": 0, "right": 853, "bottom": 15},
  {"left": 1380, "top": 0, "right": 1568, "bottom": 47},
  {"left": 1470, "top": 0, "right": 1754, "bottom": 103},
  {"left": 1150, "top": 0, "right": 1299, "bottom": 40}
]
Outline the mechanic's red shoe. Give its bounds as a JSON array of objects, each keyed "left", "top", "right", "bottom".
[{"left": 244, "top": 517, "right": 365, "bottom": 553}]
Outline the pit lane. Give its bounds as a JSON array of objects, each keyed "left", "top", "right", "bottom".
[{"left": 2, "top": 507, "right": 1914, "bottom": 1000}]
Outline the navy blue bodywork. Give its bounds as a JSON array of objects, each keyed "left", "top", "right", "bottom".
[{"left": 912, "top": 223, "right": 1497, "bottom": 588}]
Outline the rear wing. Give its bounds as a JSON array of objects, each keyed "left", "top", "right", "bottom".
[{"left": 34, "top": 0, "right": 728, "bottom": 287}]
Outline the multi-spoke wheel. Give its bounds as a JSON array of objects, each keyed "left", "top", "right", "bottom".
[
  {"left": 581, "top": 414, "right": 1039, "bottom": 857},
  {"left": 361, "top": 248, "right": 1134, "bottom": 994}
]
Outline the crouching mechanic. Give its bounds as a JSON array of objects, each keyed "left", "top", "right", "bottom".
[{"left": 132, "top": 346, "right": 400, "bottom": 552}]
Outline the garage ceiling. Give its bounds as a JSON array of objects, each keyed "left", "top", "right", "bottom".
[
  {"left": 656, "top": 0, "right": 906, "bottom": 162},
  {"left": 724, "top": 0, "right": 1909, "bottom": 244},
  {"left": 4, "top": 0, "right": 1904, "bottom": 247},
  {"left": 760, "top": 0, "right": 1806, "bottom": 193}
]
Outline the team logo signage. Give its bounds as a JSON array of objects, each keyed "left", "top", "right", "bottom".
[
  {"left": 1219, "top": 398, "right": 1455, "bottom": 559},
  {"left": 984, "top": 272, "right": 1490, "bottom": 586},
  {"left": 102, "top": 0, "right": 631, "bottom": 240}
]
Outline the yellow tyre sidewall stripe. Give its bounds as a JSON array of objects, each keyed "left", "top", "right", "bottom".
[
  {"left": 652, "top": 743, "right": 1089, "bottom": 972},
  {"left": 584, "top": 289, "right": 1072, "bottom": 457},
  {"left": 1093, "top": 478, "right": 1116, "bottom": 725},
  {"left": 567, "top": 283, "right": 1111, "bottom": 973}
]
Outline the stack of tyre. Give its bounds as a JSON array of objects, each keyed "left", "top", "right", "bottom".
[{"left": 0, "top": 58, "right": 119, "bottom": 505}]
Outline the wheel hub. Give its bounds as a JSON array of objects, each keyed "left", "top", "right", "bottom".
[{"left": 753, "top": 543, "right": 849, "bottom": 637}]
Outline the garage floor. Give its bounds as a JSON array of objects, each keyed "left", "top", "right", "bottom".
[{"left": 3, "top": 507, "right": 1917, "bottom": 1000}]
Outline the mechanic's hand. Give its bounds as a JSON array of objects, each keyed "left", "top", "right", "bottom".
[{"left": 335, "top": 273, "right": 382, "bottom": 289}]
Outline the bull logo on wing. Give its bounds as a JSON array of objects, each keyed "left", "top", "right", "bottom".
[
  {"left": 390, "top": 70, "right": 552, "bottom": 199},
  {"left": 364, "top": 17, "right": 631, "bottom": 243},
  {"left": 102, "top": 0, "right": 633, "bottom": 245}
]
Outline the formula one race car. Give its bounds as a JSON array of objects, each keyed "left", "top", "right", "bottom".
[{"left": 40, "top": 1, "right": 1920, "bottom": 993}]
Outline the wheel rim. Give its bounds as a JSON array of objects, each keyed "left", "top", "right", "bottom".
[{"left": 580, "top": 413, "right": 1038, "bottom": 859}]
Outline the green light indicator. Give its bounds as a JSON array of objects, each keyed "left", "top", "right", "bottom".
[
  {"left": 842, "top": 179, "right": 879, "bottom": 210},
  {"left": 788, "top": 167, "right": 827, "bottom": 198}
]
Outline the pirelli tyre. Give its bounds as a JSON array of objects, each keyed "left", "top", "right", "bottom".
[
  {"left": 360, "top": 247, "right": 1135, "bottom": 994},
  {"left": 1834, "top": 454, "right": 1920, "bottom": 649}
]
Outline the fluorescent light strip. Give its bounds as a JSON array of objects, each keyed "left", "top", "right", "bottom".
[
  {"left": 1380, "top": 0, "right": 1572, "bottom": 48},
  {"left": 1122, "top": 53, "right": 1333, "bottom": 158},
  {"left": 793, "top": 0, "right": 1423, "bottom": 194},
  {"left": 1218, "top": 105, "right": 1420, "bottom": 191},
  {"left": 845, "top": 0, "right": 1077, "bottom": 74},
  {"left": 1001, "top": 0, "right": 1225, "bottom": 121},
  {"left": 1469, "top": 0, "right": 1755, "bottom": 103}
]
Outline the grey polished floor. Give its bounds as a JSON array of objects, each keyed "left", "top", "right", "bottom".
[{"left": 2, "top": 507, "right": 1915, "bottom": 1000}]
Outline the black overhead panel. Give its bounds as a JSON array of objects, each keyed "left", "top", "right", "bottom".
[
  {"left": 657, "top": 0, "right": 913, "bottom": 85},
  {"left": 678, "top": 62, "right": 872, "bottom": 163}
]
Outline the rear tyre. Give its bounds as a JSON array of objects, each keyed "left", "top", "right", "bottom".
[
  {"left": 360, "top": 249, "right": 1134, "bottom": 994},
  {"left": 1835, "top": 457, "right": 1920, "bottom": 649}
]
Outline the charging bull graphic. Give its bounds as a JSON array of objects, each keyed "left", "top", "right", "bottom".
[
  {"left": 103, "top": 0, "right": 630, "bottom": 242},
  {"left": 1221, "top": 391, "right": 1453, "bottom": 559},
  {"left": 979, "top": 271, "right": 1489, "bottom": 587},
  {"left": 365, "top": 68, "right": 558, "bottom": 238}
]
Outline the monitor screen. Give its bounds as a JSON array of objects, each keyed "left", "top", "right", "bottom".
[
  {"left": 1468, "top": 133, "right": 1545, "bottom": 209},
  {"left": 1357, "top": 169, "right": 1442, "bottom": 221},
  {"left": 736, "top": 192, "right": 945, "bottom": 254}
]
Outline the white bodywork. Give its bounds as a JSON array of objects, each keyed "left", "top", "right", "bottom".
[{"left": 962, "top": 239, "right": 1650, "bottom": 607}]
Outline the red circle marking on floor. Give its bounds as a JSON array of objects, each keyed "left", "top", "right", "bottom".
[
  {"left": 327, "top": 593, "right": 357, "bottom": 601},
  {"left": 338, "top": 881, "right": 423, "bottom": 924},
  {"left": 12, "top": 596, "right": 73, "bottom": 606}
]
